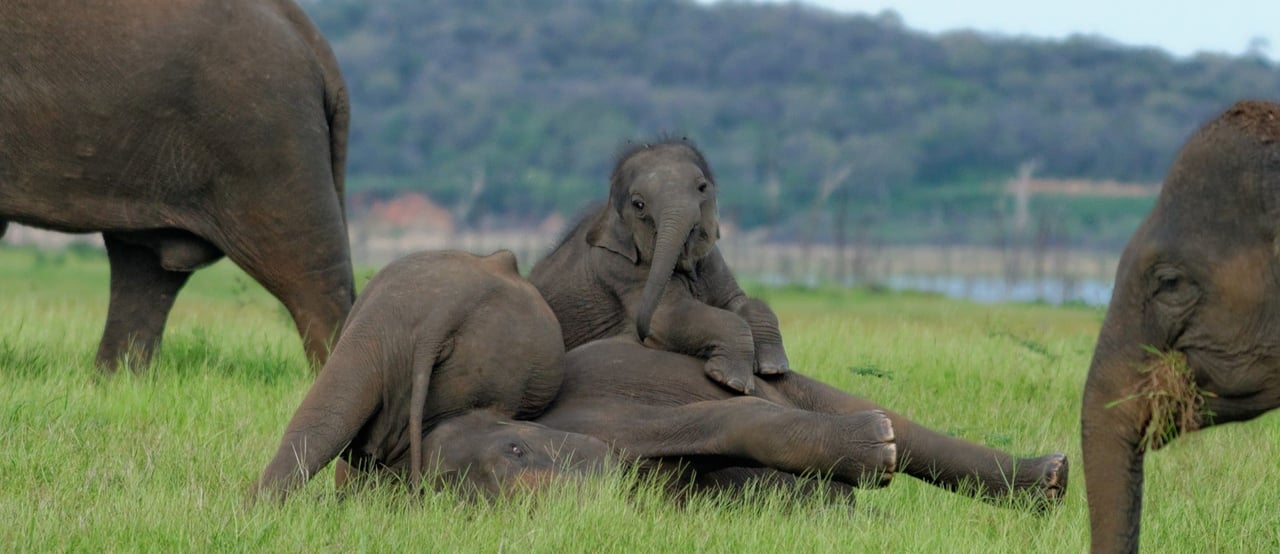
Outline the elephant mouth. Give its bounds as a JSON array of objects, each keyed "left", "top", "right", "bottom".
[
  {"left": 1107, "top": 348, "right": 1208, "bottom": 452},
  {"left": 676, "top": 226, "right": 713, "bottom": 275}
]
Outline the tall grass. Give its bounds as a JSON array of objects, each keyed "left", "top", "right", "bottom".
[{"left": 2, "top": 246, "right": 1277, "bottom": 552}]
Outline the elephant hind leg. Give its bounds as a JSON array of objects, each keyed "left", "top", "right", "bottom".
[
  {"left": 214, "top": 207, "right": 354, "bottom": 371},
  {"left": 558, "top": 397, "right": 897, "bottom": 488},
  {"left": 764, "top": 372, "right": 1068, "bottom": 507},
  {"left": 96, "top": 233, "right": 193, "bottom": 372}
]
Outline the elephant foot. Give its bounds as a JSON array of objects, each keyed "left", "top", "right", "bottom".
[
  {"left": 1014, "top": 453, "right": 1068, "bottom": 511},
  {"left": 705, "top": 355, "right": 756, "bottom": 395},
  {"left": 754, "top": 342, "right": 790, "bottom": 375},
  {"left": 832, "top": 410, "right": 897, "bottom": 488}
]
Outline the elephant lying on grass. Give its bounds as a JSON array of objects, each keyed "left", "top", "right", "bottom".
[
  {"left": 1082, "top": 100, "right": 1280, "bottom": 553},
  {"left": 257, "top": 250, "right": 1067, "bottom": 507},
  {"left": 0, "top": 0, "right": 353, "bottom": 370},
  {"left": 530, "top": 138, "right": 788, "bottom": 395},
  {"left": 255, "top": 250, "right": 566, "bottom": 499}
]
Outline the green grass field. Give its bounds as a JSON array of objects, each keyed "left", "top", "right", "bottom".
[{"left": 2, "top": 245, "right": 1278, "bottom": 552}]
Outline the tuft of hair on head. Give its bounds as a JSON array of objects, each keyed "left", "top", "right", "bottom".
[
  {"left": 1210, "top": 99, "right": 1280, "bottom": 144},
  {"left": 608, "top": 133, "right": 715, "bottom": 184}
]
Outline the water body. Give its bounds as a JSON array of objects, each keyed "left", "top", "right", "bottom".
[{"left": 886, "top": 274, "right": 1114, "bottom": 306}]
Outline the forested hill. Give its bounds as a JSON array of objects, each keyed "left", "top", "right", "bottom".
[{"left": 300, "top": 0, "right": 1280, "bottom": 229}]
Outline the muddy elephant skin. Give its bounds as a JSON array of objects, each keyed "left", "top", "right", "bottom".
[
  {"left": 1081, "top": 100, "right": 1280, "bottom": 553},
  {"left": 0, "top": 0, "right": 354, "bottom": 370},
  {"left": 530, "top": 138, "right": 789, "bottom": 394},
  {"left": 255, "top": 250, "right": 568, "bottom": 501}
]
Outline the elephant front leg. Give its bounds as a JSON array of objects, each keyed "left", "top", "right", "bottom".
[
  {"left": 728, "top": 296, "right": 790, "bottom": 375},
  {"left": 580, "top": 397, "right": 898, "bottom": 488},
  {"left": 96, "top": 233, "right": 193, "bottom": 372},
  {"left": 640, "top": 296, "right": 758, "bottom": 394},
  {"left": 254, "top": 341, "right": 383, "bottom": 502},
  {"left": 765, "top": 373, "right": 1068, "bottom": 508}
]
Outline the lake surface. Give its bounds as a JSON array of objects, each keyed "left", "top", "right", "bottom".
[{"left": 885, "top": 274, "right": 1114, "bottom": 306}]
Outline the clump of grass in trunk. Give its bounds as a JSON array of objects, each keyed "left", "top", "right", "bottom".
[{"left": 1108, "top": 346, "right": 1214, "bottom": 452}]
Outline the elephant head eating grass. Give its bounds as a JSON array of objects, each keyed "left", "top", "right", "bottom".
[
  {"left": 1082, "top": 100, "right": 1280, "bottom": 553},
  {"left": 530, "top": 138, "right": 789, "bottom": 394}
]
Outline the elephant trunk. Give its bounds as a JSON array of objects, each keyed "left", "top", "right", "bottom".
[
  {"left": 1081, "top": 313, "right": 1150, "bottom": 554},
  {"left": 636, "top": 207, "right": 698, "bottom": 341}
]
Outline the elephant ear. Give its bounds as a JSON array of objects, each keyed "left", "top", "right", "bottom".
[{"left": 586, "top": 208, "right": 639, "bottom": 264}]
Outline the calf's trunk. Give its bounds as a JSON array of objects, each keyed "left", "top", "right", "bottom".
[{"left": 636, "top": 207, "right": 697, "bottom": 341}]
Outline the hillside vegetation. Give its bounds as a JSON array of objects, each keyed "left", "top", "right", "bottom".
[{"left": 299, "top": 0, "right": 1278, "bottom": 246}]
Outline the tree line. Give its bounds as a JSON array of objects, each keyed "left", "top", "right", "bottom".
[{"left": 300, "top": 0, "right": 1280, "bottom": 242}]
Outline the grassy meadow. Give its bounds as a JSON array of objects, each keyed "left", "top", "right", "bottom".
[{"left": 2, "top": 245, "right": 1278, "bottom": 552}]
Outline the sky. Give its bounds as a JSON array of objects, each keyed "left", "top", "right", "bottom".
[{"left": 733, "top": 0, "right": 1279, "bottom": 61}]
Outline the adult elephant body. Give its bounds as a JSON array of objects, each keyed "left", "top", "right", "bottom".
[
  {"left": 1082, "top": 100, "right": 1280, "bottom": 552},
  {"left": 0, "top": 0, "right": 353, "bottom": 369}
]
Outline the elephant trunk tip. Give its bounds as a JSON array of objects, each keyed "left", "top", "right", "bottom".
[{"left": 636, "top": 306, "right": 654, "bottom": 342}]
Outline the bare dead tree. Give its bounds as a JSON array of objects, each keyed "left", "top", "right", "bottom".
[
  {"left": 1002, "top": 159, "right": 1039, "bottom": 288},
  {"left": 801, "top": 162, "right": 853, "bottom": 282},
  {"left": 453, "top": 166, "right": 486, "bottom": 232},
  {"left": 833, "top": 186, "right": 849, "bottom": 283}
]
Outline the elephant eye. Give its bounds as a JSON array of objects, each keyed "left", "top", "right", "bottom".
[
  {"left": 697, "top": 181, "right": 708, "bottom": 193},
  {"left": 1152, "top": 266, "right": 1197, "bottom": 307},
  {"left": 631, "top": 198, "right": 645, "bottom": 211},
  {"left": 509, "top": 443, "right": 524, "bottom": 458}
]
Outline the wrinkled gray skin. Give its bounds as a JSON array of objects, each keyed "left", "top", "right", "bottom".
[
  {"left": 255, "top": 250, "right": 570, "bottom": 501},
  {"left": 339, "top": 336, "right": 1068, "bottom": 506},
  {"left": 0, "top": 0, "right": 353, "bottom": 370},
  {"left": 530, "top": 139, "right": 788, "bottom": 394},
  {"left": 1082, "top": 100, "right": 1280, "bottom": 553}
]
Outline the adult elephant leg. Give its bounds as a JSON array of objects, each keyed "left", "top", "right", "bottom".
[
  {"left": 96, "top": 233, "right": 192, "bottom": 372},
  {"left": 763, "top": 373, "right": 1067, "bottom": 506},
  {"left": 215, "top": 188, "right": 354, "bottom": 372},
  {"left": 541, "top": 397, "right": 897, "bottom": 488}
]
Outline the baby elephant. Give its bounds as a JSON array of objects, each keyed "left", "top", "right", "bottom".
[
  {"left": 254, "top": 250, "right": 569, "bottom": 500},
  {"left": 530, "top": 138, "right": 787, "bottom": 394},
  {"left": 398, "top": 337, "right": 1068, "bottom": 508}
]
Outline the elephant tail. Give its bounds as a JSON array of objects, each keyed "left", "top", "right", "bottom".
[
  {"left": 321, "top": 60, "right": 350, "bottom": 225},
  {"left": 409, "top": 336, "right": 450, "bottom": 491},
  {"left": 280, "top": 0, "right": 350, "bottom": 225}
]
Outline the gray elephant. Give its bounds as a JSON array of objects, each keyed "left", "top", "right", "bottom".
[
  {"left": 256, "top": 250, "right": 1067, "bottom": 506},
  {"left": 254, "top": 250, "right": 571, "bottom": 500},
  {"left": 1081, "top": 100, "right": 1280, "bottom": 552},
  {"left": 0, "top": 0, "right": 353, "bottom": 370},
  {"left": 530, "top": 138, "right": 787, "bottom": 394},
  {"left": 276, "top": 335, "right": 1070, "bottom": 504},
  {"left": 524, "top": 337, "right": 1067, "bottom": 506}
]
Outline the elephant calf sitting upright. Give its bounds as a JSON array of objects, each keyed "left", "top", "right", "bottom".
[{"left": 530, "top": 138, "right": 787, "bottom": 394}]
